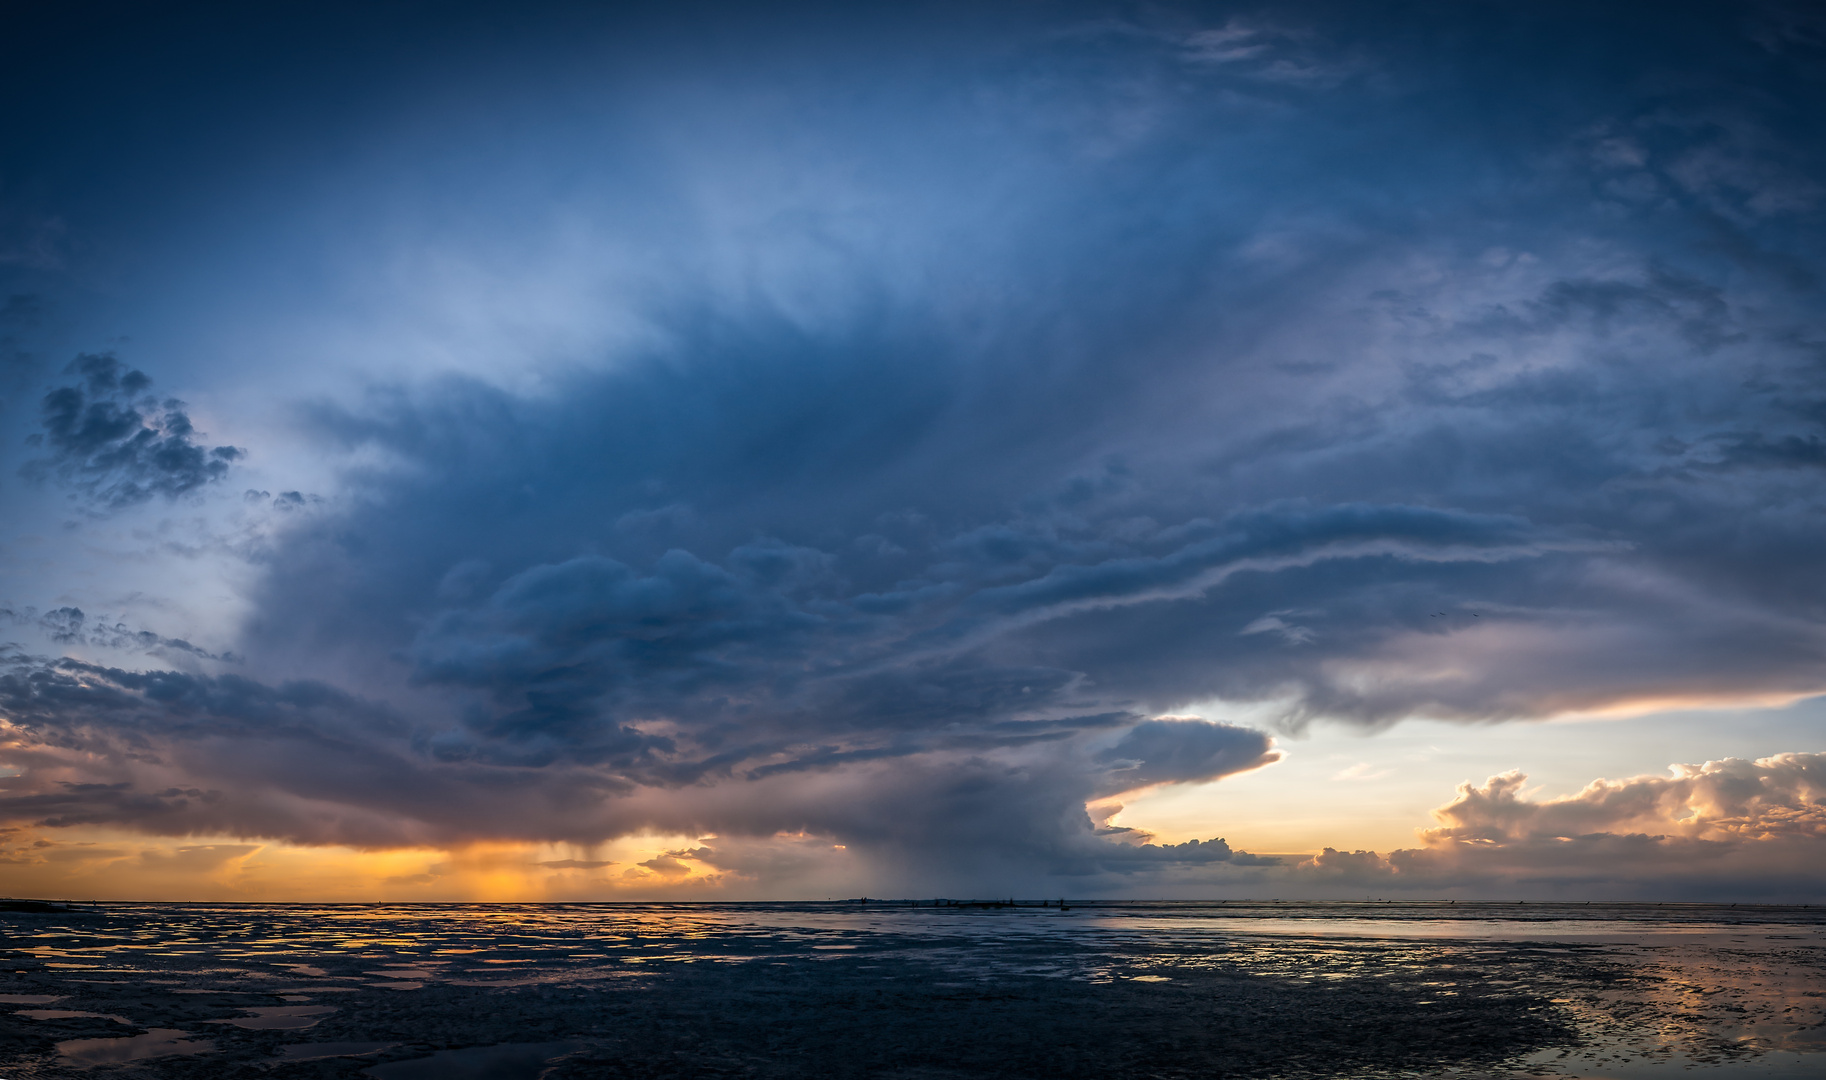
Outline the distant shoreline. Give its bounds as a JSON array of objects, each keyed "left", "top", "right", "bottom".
[{"left": 0, "top": 899, "right": 98, "bottom": 914}]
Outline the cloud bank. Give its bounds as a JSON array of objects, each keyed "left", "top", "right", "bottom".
[{"left": 1293, "top": 755, "right": 1826, "bottom": 900}]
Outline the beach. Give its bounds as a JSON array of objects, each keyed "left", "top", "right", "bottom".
[{"left": 1, "top": 901, "right": 1822, "bottom": 1078}]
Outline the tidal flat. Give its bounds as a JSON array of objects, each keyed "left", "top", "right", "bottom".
[{"left": 0, "top": 901, "right": 1822, "bottom": 1079}]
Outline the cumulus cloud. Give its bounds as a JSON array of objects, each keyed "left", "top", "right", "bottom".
[
  {"left": 1286, "top": 755, "right": 1826, "bottom": 899},
  {"left": 20, "top": 353, "right": 242, "bottom": 509},
  {"left": 1420, "top": 754, "right": 1826, "bottom": 845}
]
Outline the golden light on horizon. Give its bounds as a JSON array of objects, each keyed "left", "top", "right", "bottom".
[{"left": 0, "top": 828, "right": 741, "bottom": 903}]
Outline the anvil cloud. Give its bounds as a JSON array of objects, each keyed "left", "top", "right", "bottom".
[{"left": 2, "top": 0, "right": 1825, "bottom": 899}]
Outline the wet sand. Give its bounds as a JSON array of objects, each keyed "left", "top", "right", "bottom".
[{"left": 1, "top": 901, "right": 1821, "bottom": 1078}]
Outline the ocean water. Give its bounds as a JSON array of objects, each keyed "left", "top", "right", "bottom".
[{"left": 1, "top": 900, "right": 1821, "bottom": 1078}]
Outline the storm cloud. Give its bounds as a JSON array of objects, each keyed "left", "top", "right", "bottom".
[
  {"left": 22, "top": 354, "right": 242, "bottom": 509},
  {"left": 1, "top": 0, "right": 1825, "bottom": 897}
]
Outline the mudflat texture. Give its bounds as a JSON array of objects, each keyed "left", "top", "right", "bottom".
[{"left": 0, "top": 902, "right": 1821, "bottom": 1079}]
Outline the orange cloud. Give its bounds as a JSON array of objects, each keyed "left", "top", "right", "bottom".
[{"left": 1287, "top": 753, "right": 1826, "bottom": 898}]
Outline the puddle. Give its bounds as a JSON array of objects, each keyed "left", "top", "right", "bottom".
[
  {"left": 57, "top": 1028, "right": 213, "bottom": 1065},
  {"left": 18, "top": 1009, "right": 134, "bottom": 1023},
  {"left": 209, "top": 1005, "right": 338, "bottom": 1030},
  {"left": 275, "top": 1040, "right": 398, "bottom": 1061},
  {"left": 0, "top": 994, "right": 63, "bottom": 1004},
  {"left": 363, "top": 1040, "right": 587, "bottom": 1079}
]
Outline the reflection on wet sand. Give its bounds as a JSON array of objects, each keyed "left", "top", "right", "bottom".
[
  {"left": 0, "top": 901, "right": 1819, "bottom": 1078},
  {"left": 363, "top": 1040, "right": 587, "bottom": 1079},
  {"left": 55, "top": 1028, "right": 213, "bottom": 1066},
  {"left": 275, "top": 1040, "right": 396, "bottom": 1061},
  {"left": 207, "top": 1005, "right": 337, "bottom": 1029}
]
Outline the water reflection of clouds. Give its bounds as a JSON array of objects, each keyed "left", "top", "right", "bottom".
[{"left": 56, "top": 1028, "right": 213, "bottom": 1066}]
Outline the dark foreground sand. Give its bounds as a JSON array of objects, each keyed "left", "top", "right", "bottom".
[{"left": 0, "top": 901, "right": 1821, "bottom": 1079}]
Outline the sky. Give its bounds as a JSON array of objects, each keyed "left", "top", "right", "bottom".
[{"left": 3, "top": 0, "right": 1826, "bottom": 902}]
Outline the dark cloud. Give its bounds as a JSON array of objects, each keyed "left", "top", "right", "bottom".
[
  {"left": 1094, "top": 718, "right": 1279, "bottom": 795},
  {"left": 0, "top": 606, "right": 235, "bottom": 662},
  {"left": 3, "top": 1, "right": 1826, "bottom": 894},
  {"left": 0, "top": 648, "right": 1268, "bottom": 891},
  {"left": 20, "top": 353, "right": 242, "bottom": 509}
]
